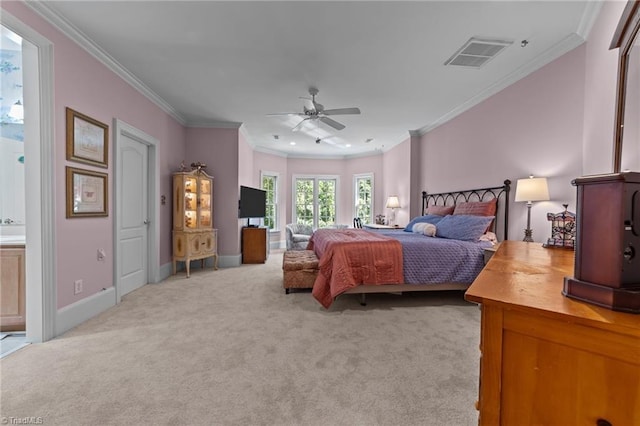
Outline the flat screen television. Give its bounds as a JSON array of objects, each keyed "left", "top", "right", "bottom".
[{"left": 239, "top": 185, "right": 266, "bottom": 219}]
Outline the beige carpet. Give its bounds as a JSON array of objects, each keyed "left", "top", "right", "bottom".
[{"left": 0, "top": 250, "right": 481, "bottom": 425}]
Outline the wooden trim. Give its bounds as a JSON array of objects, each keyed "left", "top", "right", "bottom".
[
  {"left": 611, "top": 0, "right": 640, "bottom": 172},
  {"left": 478, "top": 305, "right": 503, "bottom": 426},
  {"left": 610, "top": 0, "right": 640, "bottom": 49}
]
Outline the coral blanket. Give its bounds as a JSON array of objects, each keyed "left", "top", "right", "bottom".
[{"left": 308, "top": 229, "right": 404, "bottom": 308}]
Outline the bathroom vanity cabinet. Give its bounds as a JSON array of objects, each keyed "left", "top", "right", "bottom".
[{"left": 0, "top": 245, "right": 26, "bottom": 331}]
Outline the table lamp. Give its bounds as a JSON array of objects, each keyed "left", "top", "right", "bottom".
[
  {"left": 514, "top": 176, "right": 549, "bottom": 242},
  {"left": 385, "top": 196, "right": 401, "bottom": 226}
]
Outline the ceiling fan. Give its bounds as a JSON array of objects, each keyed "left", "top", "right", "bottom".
[{"left": 268, "top": 87, "right": 361, "bottom": 132}]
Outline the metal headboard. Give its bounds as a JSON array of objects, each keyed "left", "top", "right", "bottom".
[{"left": 421, "top": 179, "right": 511, "bottom": 240}]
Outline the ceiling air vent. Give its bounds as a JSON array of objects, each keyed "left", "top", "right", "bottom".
[{"left": 445, "top": 37, "right": 513, "bottom": 69}]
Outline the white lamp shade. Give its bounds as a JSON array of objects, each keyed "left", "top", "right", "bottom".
[
  {"left": 515, "top": 177, "right": 550, "bottom": 202},
  {"left": 385, "top": 196, "right": 401, "bottom": 209}
]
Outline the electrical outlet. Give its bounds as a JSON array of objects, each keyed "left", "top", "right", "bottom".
[
  {"left": 74, "top": 279, "right": 83, "bottom": 295},
  {"left": 97, "top": 248, "right": 106, "bottom": 261}
]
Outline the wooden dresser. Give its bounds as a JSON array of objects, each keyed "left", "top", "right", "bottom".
[{"left": 465, "top": 241, "right": 640, "bottom": 426}]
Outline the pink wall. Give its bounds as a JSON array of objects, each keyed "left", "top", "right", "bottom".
[
  {"left": 582, "top": 0, "right": 626, "bottom": 175},
  {"left": 186, "top": 127, "right": 240, "bottom": 255},
  {"left": 383, "top": 139, "right": 412, "bottom": 227},
  {"left": 285, "top": 155, "right": 383, "bottom": 227},
  {"left": 253, "top": 151, "right": 288, "bottom": 243},
  {"left": 345, "top": 154, "right": 385, "bottom": 223},
  {"left": 420, "top": 46, "right": 587, "bottom": 242},
  {"left": 2, "top": 2, "right": 187, "bottom": 309},
  {"left": 238, "top": 130, "right": 254, "bottom": 187}
]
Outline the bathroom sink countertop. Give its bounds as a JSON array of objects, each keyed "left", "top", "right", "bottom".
[{"left": 0, "top": 235, "right": 26, "bottom": 246}]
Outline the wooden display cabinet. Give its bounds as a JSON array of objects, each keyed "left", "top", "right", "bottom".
[{"left": 172, "top": 169, "right": 218, "bottom": 277}]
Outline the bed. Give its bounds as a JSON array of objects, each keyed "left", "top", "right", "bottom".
[{"left": 308, "top": 180, "right": 511, "bottom": 308}]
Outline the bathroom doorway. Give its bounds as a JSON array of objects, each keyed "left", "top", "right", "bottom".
[
  {"left": 1, "top": 26, "right": 28, "bottom": 352},
  {"left": 1, "top": 13, "right": 56, "bottom": 344}
]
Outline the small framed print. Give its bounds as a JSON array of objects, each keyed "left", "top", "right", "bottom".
[
  {"left": 66, "top": 167, "right": 108, "bottom": 218},
  {"left": 66, "top": 107, "right": 109, "bottom": 168}
]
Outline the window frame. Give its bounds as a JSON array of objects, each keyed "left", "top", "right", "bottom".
[
  {"left": 260, "top": 171, "right": 279, "bottom": 232},
  {"left": 292, "top": 174, "right": 340, "bottom": 229},
  {"left": 353, "top": 173, "right": 374, "bottom": 225}
]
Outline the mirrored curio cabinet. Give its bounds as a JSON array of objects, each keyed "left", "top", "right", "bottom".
[{"left": 172, "top": 168, "right": 218, "bottom": 277}]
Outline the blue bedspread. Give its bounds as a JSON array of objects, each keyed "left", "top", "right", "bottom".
[{"left": 373, "top": 230, "right": 492, "bottom": 285}]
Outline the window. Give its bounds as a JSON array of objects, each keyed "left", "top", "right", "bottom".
[
  {"left": 261, "top": 172, "right": 278, "bottom": 230},
  {"left": 354, "top": 173, "right": 373, "bottom": 224},
  {"left": 293, "top": 175, "right": 338, "bottom": 228}
]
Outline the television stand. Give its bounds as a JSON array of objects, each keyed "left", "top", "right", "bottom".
[{"left": 242, "top": 227, "right": 268, "bottom": 263}]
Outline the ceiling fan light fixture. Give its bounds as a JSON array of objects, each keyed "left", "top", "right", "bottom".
[{"left": 268, "top": 88, "right": 360, "bottom": 132}]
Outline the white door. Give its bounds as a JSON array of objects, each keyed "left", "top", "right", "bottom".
[{"left": 118, "top": 134, "right": 148, "bottom": 296}]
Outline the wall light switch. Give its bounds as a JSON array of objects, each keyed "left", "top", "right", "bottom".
[
  {"left": 97, "top": 249, "right": 106, "bottom": 261},
  {"left": 74, "top": 279, "right": 83, "bottom": 295}
]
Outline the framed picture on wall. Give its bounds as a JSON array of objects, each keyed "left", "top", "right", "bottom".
[
  {"left": 66, "top": 107, "right": 109, "bottom": 168},
  {"left": 66, "top": 166, "right": 108, "bottom": 218}
]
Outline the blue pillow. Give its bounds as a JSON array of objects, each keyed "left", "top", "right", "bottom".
[
  {"left": 404, "top": 214, "right": 444, "bottom": 232},
  {"left": 435, "top": 215, "right": 495, "bottom": 241}
]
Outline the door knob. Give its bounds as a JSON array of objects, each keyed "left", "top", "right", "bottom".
[{"left": 143, "top": 220, "right": 150, "bottom": 225}]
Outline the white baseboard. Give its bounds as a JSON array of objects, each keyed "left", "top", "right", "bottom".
[
  {"left": 270, "top": 239, "right": 285, "bottom": 250},
  {"left": 218, "top": 254, "right": 241, "bottom": 268},
  {"left": 56, "top": 287, "right": 116, "bottom": 336},
  {"left": 158, "top": 262, "right": 172, "bottom": 282}
]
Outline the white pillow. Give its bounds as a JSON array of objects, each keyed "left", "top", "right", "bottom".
[
  {"left": 413, "top": 222, "right": 436, "bottom": 237},
  {"left": 412, "top": 222, "right": 428, "bottom": 233},
  {"left": 479, "top": 231, "right": 498, "bottom": 243},
  {"left": 422, "top": 223, "right": 437, "bottom": 237}
]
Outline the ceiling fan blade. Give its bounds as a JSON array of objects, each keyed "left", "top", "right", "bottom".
[
  {"left": 322, "top": 107, "right": 361, "bottom": 116},
  {"left": 266, "top": 112, "right": 304, "bottom": 117},
  {"left": 319, "top": 116, "right": 345, "bottom": 131},
  {"left": 292, "top": 118, "right": 310, "bottom": 132}
]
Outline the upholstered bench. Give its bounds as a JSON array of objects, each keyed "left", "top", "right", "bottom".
[{"left": 282, "top": 250, "right": 319, "bottom": 294}]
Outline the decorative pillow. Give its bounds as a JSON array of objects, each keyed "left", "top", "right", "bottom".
[
  {"left": 412, "top": 222, "right": 429, "bottom": 233},
  {"left": 404, "top": 214, "right": 444, "bottom": 232},
  {"left": 479, "top": 231, "right": 498, "bottom": 243},
  {"left": 454, "top": 199, "right": 497, "bottom": 232},
  {"left": 422, "top": 223, "right": 437, "bottom": 237},
  {"left": 453, "top": 198, "right": 497, "bottom": 217},
  {"left": 411, "top": 222, "right": 437, "bottom": 237},
  {"left": 435, "top": 215, "right": 495, "bottom": 241},
  {"left": 426, "top": 205, "right": 454, "bottom": 216}
]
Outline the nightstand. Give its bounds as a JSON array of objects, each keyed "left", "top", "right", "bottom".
[
  {"left": 363, "top": 224, "right": 403, "bottom": 230},
  {"left": 483, "top": 242, "right": 501, "bottom": 265}
]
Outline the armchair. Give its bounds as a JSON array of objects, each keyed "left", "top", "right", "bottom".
[{"left": 286, "top": 223, "right": 314, "bottom": 250}]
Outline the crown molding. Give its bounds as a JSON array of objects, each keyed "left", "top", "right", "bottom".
[
  {"left": 186, "top": 121, "right": 243, "bottom": 129},
  {"left": 576, "top": 0, "right": 604, "bottom": 39},
  {"left": 416, "top": 32, "right": 586, "bottom": 137},
  {"left": 24, "top": 1, "right": 187, "bottom": 126}
]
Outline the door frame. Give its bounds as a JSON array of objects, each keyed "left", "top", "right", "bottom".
[
  {"left": 2, "top": 11, "right": 56, "bottom": 343},
  {"left": 113, "top": 119, "right": 159, "bottom": 303}
]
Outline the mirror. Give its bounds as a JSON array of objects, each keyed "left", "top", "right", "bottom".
[
  {"left": 621, "top": 26, "right": 640, "bottom": 171},
  {"left": 612, "top": 0, "right": 640, "bottom": 172}
]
